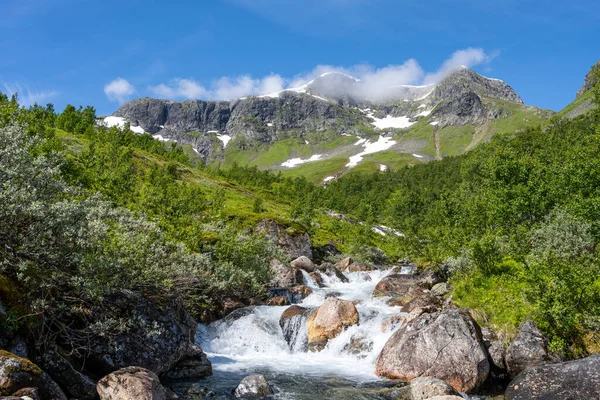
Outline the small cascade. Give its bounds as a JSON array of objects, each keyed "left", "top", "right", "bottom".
[{"left": 199, "top": 266, "right": 404, "bottom": 381}]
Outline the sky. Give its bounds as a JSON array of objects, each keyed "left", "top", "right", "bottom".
[{"left": 0, "top": 0, "right": 598, "bottom": 115}]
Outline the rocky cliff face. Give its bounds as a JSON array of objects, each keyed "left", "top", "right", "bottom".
[{"left": 576, "top": 60, "right": 600, "bottom": 98}]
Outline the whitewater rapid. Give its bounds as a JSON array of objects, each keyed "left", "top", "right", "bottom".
[{"left": 197, "top": 267, "right": 409, "bottom": 382}]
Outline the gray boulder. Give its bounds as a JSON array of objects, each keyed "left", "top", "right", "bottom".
[
  {"left": 505, "top": 320, "right": 548, "bottom": 377},
  {"left": 255, "top": 219, "right": 312, "bottom": 260},
  {"left": 96, "top": 366, "right": 167, "bottom": 400},
  {"left": 505, "top": 354, "right": 600, "bottom": 400},
  {"left": 290, "top": 256, "right": 314, "bottom": 273},
  {"left": 383, "top": 377, "right": 460, "bottom": 399},
  {"left": 38, "top": 348, "right": 97, "bottom": 400},
  {"left": 376, "top": 309, "right": 489, "bottom": 393},
  {"left": 233, "top": 374, "right": 273, "bottom": 398},
  {"left": 373, "top": 274, "right": 428, "bottom": 297},
  {"left": 269, "top": 259, "right": 303, "bottom": 288}
]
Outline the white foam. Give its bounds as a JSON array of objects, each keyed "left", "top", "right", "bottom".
[
  {"left": 102, "top": 116, "right": 145, "bottom": 134},
  {"left": 200, "top": 267, "right": 404, "bottom": 382},
  {"left": 281, "top": 154, "right": 323, "bottom": 168},
  {"left": 217, "top": 134, "right": 231, "bottom": 148},
  {"left": 346, "top": 136, "right": 396, "bottom": 168}
]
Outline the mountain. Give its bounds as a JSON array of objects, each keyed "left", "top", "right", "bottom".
[
  {"left": 108, "top": 67, "right": 553, "bottom": 183},
  {"left": 559, "top": 60, "right": 599, "bottom": 119}
]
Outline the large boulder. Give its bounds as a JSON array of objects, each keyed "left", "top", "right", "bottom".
[
  {"left": 320, "top": 263, "right": 349, "bottom": 283},
  {"left": 288, "top": 285, "right": 313, "bottom": 303},
  {"left": 233, "top": 374, "right": 274, "bottom": 398},
  {"left": 96, "top": 366, "right": 167, "bottom": 400},
  {"left": 382, "top": 377, "right": 460, "bottom": 400},
  {"left": 505, "top": 320, "right": 548, "bottom": 377},
  {"left": 0, "top": 350, "right": 67, "bottom": 400},
  {"left": 290, "top": 256, "right": 315, "bottom": 273},
  {"left": 163, "top": 344, "right": 212, "bottom": 380},
  {"left": 346, "top": 263, "right": 378, "bottom": 273},
  {"left": 335, "top": 257, "right": 353, "bottom": 272},
  {"left": 256, "top": 219, "right": 312, "bottom": 260},
  {"left": 37, "top": 348, "right": 97, "bottom": 400},
  {"left": 376, "top": 309, "right": 489, "bottom": 393},
  {"left": 505, "top": 354, "right": 600, "bottom": 400},
  {"left": 279, "top": 306, "right": 313, "bottom": 352},
  {"left": 374, "top": 274, "right": 428, "bottom": 297},
  {"left": 269, "top": 259, "right": 303, "bottom": 288},
  {"left": 82, "top": 290, "right": 202, "bottom": 377},
  {"left": 307, "top": 297, "right": 359, "bottom": 351},
  {"left": 388, "top": 287, "right": 441, "bottom": 313}
]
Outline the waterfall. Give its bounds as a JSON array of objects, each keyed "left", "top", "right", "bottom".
[{"left": 199, "top": 267, "right": 404, "bottom": 382}]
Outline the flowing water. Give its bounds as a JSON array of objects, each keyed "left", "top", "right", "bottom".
[{"left": 182, "top": 267, "right": 414, "bottom": 398}]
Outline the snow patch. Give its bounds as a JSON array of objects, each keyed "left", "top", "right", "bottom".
[
  {"left": 354, "top": 138, "right": 367, "bottom": 146},
  {"left": 370, "top": 115, "right": 415, "bottom": 129},
  {"left": 267, "top": 123, "right": 273, "bottom": 127},
  {"left": 193, "top": 148, "right": 200, "bottom": 154},
  {"left": 429, "top": 121, "right": 439, "bottom": 126},
  {"left": 379, "top": 164, "right": 388, "bottom": 172},
  {"left": 416, "top": 109, "right": 432, "bottom": 117},
  {"left": 412, "top": 153, "right": 424, "bottom": 159},
  {"left": 208, "top": 130, "right": 219, "bottom": 133},
  {"left": 346, "top": 136, "right": 396, "bottom": 168},
  {"left": 323, "top": 176, "right": 335, "bottom": 183},
  {"left": 281, "top": 154, "right": 323, "bottom": 168},
  {"left": 372, "top": 225, "right": 404, "bottom": 237},
  {"left": 152, "top": 134, "right": 176, "bottom": 143},
  {"left": 103, "top": 116, "right": 145, "bottom": 134},
  {"left": 217, "top": 134, "right": 232, "bottom": 148}
]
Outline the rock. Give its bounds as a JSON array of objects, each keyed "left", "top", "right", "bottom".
[
  {"left": 7, "top": 337, "right": 28, "bottom": 359},
  {"left": 37, "top": 348, "right": 97, "bottom": 400},
  {"left": 308, "top": 272, "right": 324, "bottom": 287},
  {"left": 256, "top": 220, "right": 312, "bottom": 260},
  {"left": 233, "top": 374, "right": 273, "bottom": 398},
  {"left": 346, "top": 263, "right": 378, "bottom": 273},
  {"left": 321, "top": 263, "right": 349, "bottom": 283},
  {"left": 11, "top": 387, "right": 41, "bottom": 400},
  {"left": 307, "top": 297, "right": 359, "bottom": 351},
  {"left": 374, "top": 274, "right": 427, "bottom": 297},
  {"left": 279, "top": 306, "right": 313, "bottom": 351},
  {"left": 402, "top": 306, "right": 438, "bottom": 326},
  {"left": 388, "top": 287, "right": 441, "bottom": 313},
  {"left": 425, "top": 397, "right": 465, "bottom": 400},
  {"left": 81, "top": 290, "right": 202, "bottom": 377},
  {"left": 266, "top": 296, "right": 290, "bottom": 306},
  {"left": 376, "top": 309, "right": 489, "bottom": 393},
  {"left": 417, "top": 269, "right": 444, "bottom": 287},
  {"left": 288, "top": 286, "right": 313, "bottom": 303},
  {"left": 381, "top": 315, "right": 405, "bottom": 333},
  {"left": 430, "top": 282, "right": 451, "bottom": 297},
  {"left": 96, "top": 366, "right": 167, "bottom": 400},
  {"left": 481, "top": 327, "right": 507, "bottom": 372},
  {"left": 0, "top": 350, "right": 67, "bottom": 400},
  {"left": 576, "top": 60, "right": 600, "bottom": 97},
  {"left": 269, "top": 259, "right": 303, "bottom": 288},
  {"left": 184, "top": 383, "right": 215, "bottom": 399},
  {"left": 505, "top": 354, "right": 600, "bottom": 400},
  {"left": 505, "top": 320, "right": 548, "bottom": 377},
  {"left": 290, "top": 256, "right": 314, "bottom": 272},
  {"left": 163, "top": 344, "right": 212, "bottom": 380},
  {"left": 385, "top": 376, "right": 460, "bottom": 400},
  {"left": 342, "top": 335, "right": 373, "bottom": 358},
  {"left": 336, "top": 257, "right": 353, "bottom": 271}
]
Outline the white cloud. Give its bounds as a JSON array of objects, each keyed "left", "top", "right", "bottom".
[
  {"left": 2, "top": 82, "right": 59, "bottom": 107},
  {"left": 144, "top": 47, "right": 497, "bottom": 101},
  {"left": 104, "top": 78, "right": 135, "bottom": 103},
  {"left": 423, "top": 48, "right": 498, "bottom": 84},
  {"left": 148, "top": 78, "right": 208, "bottom": 99}
]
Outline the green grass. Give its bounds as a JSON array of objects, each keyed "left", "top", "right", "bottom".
[
  {"left": 346, "top": 151, "right": 424, "bottom": 174},
  {"left": 556, "top": 89, "right": 595, "bottom": 118},
  {"left": 280, "top": 156, "right": 350, "bottom": 183},
  {"left": 438, "top": 125, "right": 476, "bottom": 157}
]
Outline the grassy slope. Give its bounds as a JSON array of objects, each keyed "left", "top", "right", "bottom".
[{"left": 556, "top": 89, "right": 595, "bottom": 118}]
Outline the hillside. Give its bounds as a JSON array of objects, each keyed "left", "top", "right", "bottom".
[{"left": 107, "top": 67, "right": 553, "bottom": 183}]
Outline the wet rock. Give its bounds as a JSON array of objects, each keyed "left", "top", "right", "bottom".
[
  {"left": 505, "top": 354, "right": 600, "bottom": 400},
  {"left": 307, "top": 297, "right": 359, "bottom": 351},
  {"left": 481, "top": 327, "right": 507, "bottom": 372},
  {"left": 309, "top": 272, "right": 324, "bottom": 287},
  {"left": 96, "top": 366, "right": 167, "bottom": 400},
  {"left": 321, "top": 263, "right": 349, "bottom": 283},
  {"left": 373, "top": 274, "right": 427, "bottom": 298},
  {"left": 342, "top": 335, "right": 373, "bottom": 358},
  {"left": 505, "top": 320, "right": 548, "bottom": 377},
  {"left": 233, "top": 374, "right": 273, "bottom": 398},
  {"left": 430, "top": 282, "right": 451, "bottom": 297},
  {"left": 266, "top": 296, "right": 290, "bottom": 306},
  {"left": 256, "top": 219, "right": 312, "bottom": 260},
  {"left": 184, "top": 383, "right": 215, "bottom": 399},
  {"left": 381, "top": 315, "right": 405, "bottom": 333},
  {"left": 37, "top": 347, "right": 97, "bottom": 400},
  {"left": 288, "top": 285, "right": 313, "bottom": 303},
  {"left": 384, "top": 376, "right": 460, "bottom": 400},
  {"left": 346, "top": 263, "right": 378, "bottom": 273},
  {"left": 0, "top": 350, "right": 67, "bottom": 400},
  {"left": 290, "top": 256, "right": 315, "bottom": 272},
  {"left": 269, "top": 259, "right": 303, "bottom": 288},
  {"left": 376, "top": 309, "right": 489, "bottom": 393},
  {"left": 336, "top": 257, "right": 353, "bottom": 271},
  {"left": 279, "top": 306, "right": 313, "bottom": 351},
  {"left": 388, "top": 287, "right": 441, "bottom": 313},
  {"left": 164, "top": 344, "right": 212, "bottom": 380}
]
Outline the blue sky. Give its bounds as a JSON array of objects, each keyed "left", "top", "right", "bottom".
[{"left": 1, "top": 0, "right": 598, "bottom": 115}]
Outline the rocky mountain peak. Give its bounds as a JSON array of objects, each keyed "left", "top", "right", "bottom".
[{"left": 576, "top": 60, "right": 600, "bottom": 98}]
